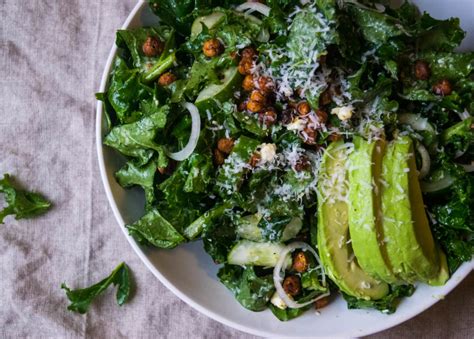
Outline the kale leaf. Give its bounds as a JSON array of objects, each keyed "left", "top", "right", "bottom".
[
  {"left": 342, "top": 284, "right": 415, "bottom": 314},
  {"left": 61, "top": 262, "right": 131, "bottom": 314},
  {"left": 218, "top": 265, "right": 275, "bottom": 311},
  {"left": 0, "top": 174, "right": 51, "bottom": 224},
  {"left": 127, "top": 208, "right": 186, "bottom": 249},
  {"left": 269, "top": 304, "right": 311, "bottom": 321}
]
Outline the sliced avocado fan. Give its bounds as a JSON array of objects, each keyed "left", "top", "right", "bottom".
[
  {"left": 381, "top": 136, "right": 448, "bottom": 285},
  {"left": 348, "top": 137, "right": 401, "bottom": 284},
  {"left": 317, "top": 141, "right": 389, "bottom": 300}
]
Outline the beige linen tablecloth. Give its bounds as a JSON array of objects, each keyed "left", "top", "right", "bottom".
[{"left": 1, "top": 1, "right": 472, "bottom": 337}]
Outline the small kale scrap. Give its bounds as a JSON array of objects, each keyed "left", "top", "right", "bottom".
[
  {"left": 218, "top": 265, "right": 275, "bottom": 312},
  {"left": 342, "top": 285, "right": 415, "bottom": 314},
  {"left": 0, "top": 174, "right": 51, "bottom": 224},
  {"left": 61, "top": 262, "right": 131, "bottom": 314}
]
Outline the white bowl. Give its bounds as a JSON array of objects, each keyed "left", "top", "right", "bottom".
[{"left": 96, "top": 1, "right": 474, "bottom": 337}]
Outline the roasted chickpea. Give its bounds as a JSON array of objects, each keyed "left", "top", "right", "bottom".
[
  {"left": 293, "top": 156, "right": 310, "bottom": 172},
  {"left": 282, "top": 275, "right": 301, "bottom": 297},
  {"left": 238, "top": 59, "right": 254, "bottom": 75},
  {"left": 303, "top": 126, "right": 317, "bottom": 145},
  {"left": 249, "top": 153, "right": 261, "bottom": 167},
  {"left": 250, "top": 90, "right": 266, "bottom": 103},
  {"left": 247, "top": 100, "right": 264, "bottom": 113},
  {"left": 217, "top": 138, "right": 235, "bottom": 154},
  {"left": 328, "top": 133, "right": 342, "bottom": 142},
  {"left": 242, "top": 75, "right": 255, "bottom": 91},
  {"left": 432, "top": 79, "right": 453, "bottom": 96},
  {"left": 414, "top": 60, "right": 431, "bottom": 80},
  {"left": 314, "top": 296, "right": 330, "bottom": 309},
  {"left": 315, "top": 109, "right": 328, "bottom": 124},
  {"left": 241, "top": 47, "right": 257, "bottom": 60},
  {"left": 203, "top": 38, "right": 224, "bottom": 58},
  {"left": 158, "top": 72, "right": 177, "bottom": 86},
  {"left": 259, "top": 109, "right": 277, "bottom": 127},
  {"left": 319, "top": 88, "right": 332, "bottom": 106},
  {"left": 214, "top": 149, "right": 225, "bottom": 166},
  {"left": 157, "top": 160, "right": 176, "bottom": 175},
  {"left": 280, "top": 109, "right": 295, "bottom": 125},
  {"left": 142, "top": 36, "right": 164, "bottom": 57},
  {"left": 257, "top": 76, "right": 274, "bottom": 93},
  {"left": 238, "top": 100, "right": 248, "bottom": 112},
  {"left": 292, "top": 251, "right": 309, "bottom": 272},
  {"left": 297, "top": 102, "right": 311, "bottom": 116}
]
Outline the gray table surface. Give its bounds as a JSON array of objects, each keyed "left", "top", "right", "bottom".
[{"left": 1, "top": 1, "right": 473, "bottom": 338}]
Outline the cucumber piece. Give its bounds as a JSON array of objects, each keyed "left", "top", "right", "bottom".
[
  {"left": 228, "top": 240, "right": 285, "bottom": 267},
  {"left": 191, "top": 12, "right": 226, "bottom": 39},
  {"left": 195, "top": 67, "right": 242, "bottom": 112},
  {"left": 236, "top": 214, "right": 303, "bottom": 242}
]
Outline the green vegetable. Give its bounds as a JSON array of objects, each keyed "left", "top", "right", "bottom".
[
  {"left": 342, "top": 284, "right": 415, "bottom": 314},
  {"left": 127, "top": 208, "right": 186, "bottom": 249},
  {"left": 218, "top": 265, "right": 275, "bottom": 311},
  {"left": 269, "top": 304, "right": 311, "bottom": 321},
  {"left": 0, "top": 174, "right": 51, "bottom": 224},
  {"left": 61, "top": 262, "right": 131, "bottom": 314}
]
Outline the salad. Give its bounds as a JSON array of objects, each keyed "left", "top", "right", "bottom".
[{"left": 98, "top": 0, "right": 473, "bottom": 320}]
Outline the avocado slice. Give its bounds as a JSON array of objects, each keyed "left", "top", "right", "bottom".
[
  {"left": 195, "top": 67, "right": 242, "bottom": 112},
  {"left": 348, "top": 137, "right": 401, "bottom": 284},
  {"left": 381, "top": 136, "right": 448, "bottom": 285},
  {"left": 317, "top": 141, "right": 389, "bottom": 300}
]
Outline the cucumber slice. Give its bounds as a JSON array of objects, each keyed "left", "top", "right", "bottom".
[
  {"left": 228, "top": 240, "right": 285, "bottom": 267},
  {"left": 195, "top": 67, "right": 242, "bottom": 112},
  {"left": 191, "top": 12, "right": 226, "bottom": 38},
  {"left": 236, "top": 214, "right": 303, "bottom": 242}
]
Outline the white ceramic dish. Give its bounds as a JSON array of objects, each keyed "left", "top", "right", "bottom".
[{"left": 96, "top": 1, "right": 474, "bottom": 337}]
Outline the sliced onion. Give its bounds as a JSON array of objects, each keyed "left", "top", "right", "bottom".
[
  {"left": 457, "top": 110, "right": 471, "bottom": 121},
  {"left": 273, "top": 242, "right": 329, "bottom": 309},
  {"left": 398, "top": 113, "right": 435, "bottom": 135},
  {"left": 168, "top": 102, "right": 201, "bottom": 161},
  {"left": 421, "top": 175, "right": 455, "bottom": 193},
  {"left": 236, "top": 2, "right": 271, "bottom": 17},
  {"left": 459, "top": 162, "right": 474, "bottom": 173},
  {"left": 416, "top": 143, "right": 431, "bottom": 180}
]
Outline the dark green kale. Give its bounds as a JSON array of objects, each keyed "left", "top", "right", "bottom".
[
  {"left": 0, "top": 174, "right": 51, "bottom": 224},
  {"left": 61, "top": 262, "right": 131, "bottom": 314},
  {"left": 342, "top": 284, "right": 415, "bottom": 314},
  {"left": 218, "top": 265, "right": 275, "bottom": 311},
  {"left": 269, "top": 304, "right": 311, "bottom": 321},
  {"left": 127, "top": 208, "right": 186, "bottom": 249}
]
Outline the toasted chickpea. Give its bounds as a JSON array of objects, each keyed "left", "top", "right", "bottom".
[
  {"left": 259, "top": 109, "right": 277, "bottom": 127},
  {"left": 293, "top": 156, "right": 310, "bottom": 172},
  {"left": 293, "top": 251, "right": 309, "bottom": 272},
  {"left": 157, "top": 160, "right": 176, "bottom": 175},
  {"left": 238, "top": 100, "right": 248, "bottom": 112},
  {"left": 257, "top": 76, "right": 274, "bottom": 93},
  {"left": 315, "top": 296, "right": 330, "bottom": 309},
  {"left": 214, "top": 149, "right": 225, "bottom": 166},
  {"left": 241, "top": 47, "right": 257, "bottom": 60},
  {"left": 297, "top": 102, "right": 311, "bottom": 116},
  {"left": 319, "top": 88, "right": 332, "bottom": 106},
  {"left": 142, "top": 36, "right": 164, "bottom": 57},
  {"left": 280, "top": 109, "right": 295, "bottom": 125},
  {"left": 158, "top": 72, "right": 177, "bottom": 86},
  {"left": 329, "top": 133, "right": 342, "bottom": 142},
  {"left": 303, "top": 126, "right": 317, "bottom": 145},
  {"left": 247, "top": 100, "right": 264, "bottom": 113},
  {"left": 217, "top": 138, "right": 234, "bottom": 154},
  {"left": 242, "top": 75, "right": 255, "bottom": 91},
  {"left": 414, "top": 60, "right": 431, "bottom": 80},
  {"left": 250, "top": 90, "right": 266, "bottom": 103},
  {"left": 203, "top": 38, "right": 224, "bottom": 58},
  {"left": 238, "top": 59, "right": 254, "bottom": 75},
  {"left": 249, "top": 153, "right": 261, "bottom": 167},
  {"left": 282, "top": 275, "right": 301, "bottom": 297},
  {"left": 432, "top": 79, "right": 453, "bottom": 96},
  {"left": 316, "top": 109, "right": 328, "bottom": 124}
]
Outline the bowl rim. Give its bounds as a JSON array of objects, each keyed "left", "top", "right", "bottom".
[{"left": 95, "top": 1, "right": 473, "bottom": 337}]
